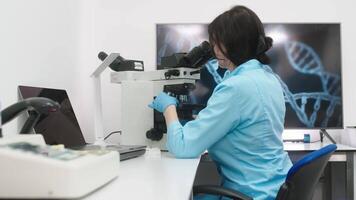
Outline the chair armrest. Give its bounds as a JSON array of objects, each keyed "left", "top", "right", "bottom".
[{"left": 193, "top": 185, "right": 253, "bottom": 200}]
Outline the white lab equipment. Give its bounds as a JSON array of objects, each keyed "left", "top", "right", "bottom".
[
  {"left": 111, "top": 67, "right": 200, "bottom": 150},
  {"left": 91, "top": 52, "right": 122, "bottom": 144},
  {"left": 0, "top": 134, "right": 119, "bottom": 199},
  {"left": 0, "top": 97, "right": 119, "bottom": 199},
  {"left": 92, "top": 52, "right": 144, "bottom": 146}
]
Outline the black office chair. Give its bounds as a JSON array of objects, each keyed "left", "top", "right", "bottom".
[{"left": 193, "top": 144, "right": 337, "bottom": 200}]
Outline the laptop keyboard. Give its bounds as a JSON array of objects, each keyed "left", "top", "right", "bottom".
[{"left": 70, "top": 144, "right": 146, "bottom": 161}]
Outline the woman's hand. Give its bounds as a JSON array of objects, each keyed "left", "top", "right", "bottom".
[{"left": 148, "top": 92, "right": 178, "bottom": 113}]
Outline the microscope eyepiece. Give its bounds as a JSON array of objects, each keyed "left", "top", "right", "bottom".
[{"left": 180, "top": 41, "right": 213, "bottom": 68}]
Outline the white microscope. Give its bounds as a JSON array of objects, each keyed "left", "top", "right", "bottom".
[{"left": 110, "top": 41, "right": 213, "bottom": 150}]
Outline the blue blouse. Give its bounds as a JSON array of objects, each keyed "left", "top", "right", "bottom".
[{"left": 167, "top": 59, "right": 292, "bottom": 200}]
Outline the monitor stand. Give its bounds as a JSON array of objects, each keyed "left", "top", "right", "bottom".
[{"left": 319, "top": 129, "right": 337, "bottom": 144}]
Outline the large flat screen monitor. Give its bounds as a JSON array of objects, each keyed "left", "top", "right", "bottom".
[
  {"left": 18, "top": 85, "right": 87, "bottom": 147},
  {"left": 156, "top": 23, "right": 343, "bottom": 129}
]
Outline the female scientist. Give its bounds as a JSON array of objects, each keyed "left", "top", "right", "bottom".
[{"left": 149, "top": 5, "right": 292, "bottom": 200}]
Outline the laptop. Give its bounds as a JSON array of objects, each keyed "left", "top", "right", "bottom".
[{"left": 18, "top": 85, "right": 146, "bottom": 161}]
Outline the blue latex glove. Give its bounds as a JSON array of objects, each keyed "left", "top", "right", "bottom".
[{"left": 148, "top": 92, "right": 178, "bottom": 113}]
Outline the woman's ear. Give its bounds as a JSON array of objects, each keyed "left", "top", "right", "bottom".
[{"left": 225, "top": 59, "right": 236, "bottom": 69}]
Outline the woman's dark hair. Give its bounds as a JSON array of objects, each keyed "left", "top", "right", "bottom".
[{"left": 208, "top": 5, "right": 273, "bottom": 66}]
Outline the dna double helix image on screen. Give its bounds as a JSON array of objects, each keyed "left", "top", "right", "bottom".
[
  {"left": 279, "top": 40, "right": 341, "bottom": 128},
  {"left": 156, "top": 23, "right": 343, "bottom": 129}
]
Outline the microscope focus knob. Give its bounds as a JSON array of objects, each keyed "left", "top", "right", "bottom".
[{"left": 146, "top": 128, "right": 163, "bottom": 141}]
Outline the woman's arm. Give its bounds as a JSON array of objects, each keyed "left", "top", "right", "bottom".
[
  {"left": 163, "top": 105, "right": 179, "bottom": 126},
  {"left": 163, "top": 82, "right": 241, "bottom": 158}
]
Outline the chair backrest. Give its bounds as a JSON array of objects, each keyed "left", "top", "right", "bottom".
[{"left": 275, "top": 144, "right": 337, "bottom": 200}]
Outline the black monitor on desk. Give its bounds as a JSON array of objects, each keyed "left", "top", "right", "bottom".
[
  {"left": 265, "top": 23, "right": 342, "bottom": 129},
  {"left": 18, "top": 85, "right": 87, "bottom": 148},
  {"left": 18, "top": 85, "right": 147, "bottom": 160},
  {"left": 156, "top": 23, "right": 343, "bottom": 130}
]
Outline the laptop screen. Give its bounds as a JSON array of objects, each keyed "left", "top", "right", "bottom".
[{"left": 18, "top": 85, "right": 86, "bottom": 148}]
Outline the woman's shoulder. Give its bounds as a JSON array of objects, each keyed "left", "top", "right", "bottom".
[
  {"left": 219, "top": 74, "right": 253, "bottom": 89},
  {"left": 213, "top": 75, "right": 255, "bottom": 98}
]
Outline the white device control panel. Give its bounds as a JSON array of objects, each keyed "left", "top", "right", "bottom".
[{"left": 0, "top": 135, "right": 119, "bottom": 199}]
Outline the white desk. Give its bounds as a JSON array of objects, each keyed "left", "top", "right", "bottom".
[
  {"left": 82, "top": 142, "right": 355, "bottom": 200},
  {"left": 284, "top": 142, "right": 356, "bottom": 162},
  {"left": 83, "top": 152, "right": 200, "bottom": 200},
  {"left": 284, "top": 142, "right": 356, "bottom": 151}
]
